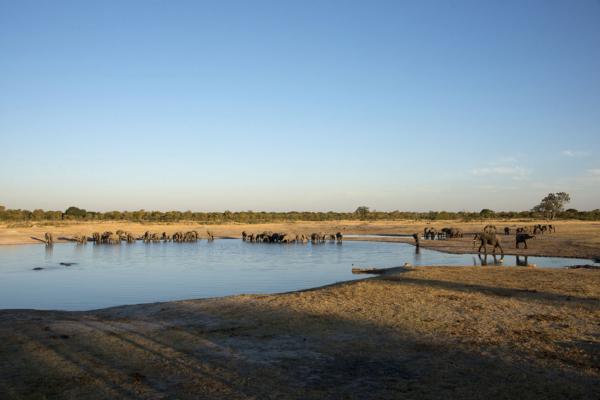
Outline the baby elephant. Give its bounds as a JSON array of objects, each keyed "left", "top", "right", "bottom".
[{"left": 516, "top": 233, "right": 535, "bottom": 249}]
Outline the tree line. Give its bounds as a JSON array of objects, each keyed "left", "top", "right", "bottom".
[{"left": 0, "top": 204, "right": 598, "bottom": 224}]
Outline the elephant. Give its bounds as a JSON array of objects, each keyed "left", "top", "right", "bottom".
[
  {"left": 441, "top": 227, "right": 462, "bottom": 239},
  {"left": 423, "top": 228, "right": 431, "bottom": 240},
  {"left": 101, "top": 231, "right": 113, "bottom": 244},
  {"left": 424, "top": 227, "right": 437, "bottom": 240},
  {"left": 335, "top": 232, "right": 343, "bottom": 242},
  {"left": 75, "top": 234, "right": 87, "bottom": 244},
  {"left": 412, "top": 233, "right": 420, "bottom": 247},
  {"left": 483, "top": 225, "right": 497, "bottom": 234},
  {"left": 257, "top": 231, "right": 273, "bottom": 243},
  {"left": 451, "top": 228, "right": 463, "bottom": 238},
  {"left": 430, "top": 228, "right": 438, "bottom": 240},
  {"left": 107, "top": 233, "right": 121, "bottom": 244},
  {"left": 504, "top": 227, "right": 510, "bottom": 236},
  {"left": 269, "top": 232, "right": 283, "bottom": 243},
  {"left": 533, "top": 224, "right": 549, "bottom": 235},
  {"left": 548, "top": 224, "right": 556, "bottom": 233},
  {"left": 516, "top": 233, "right": 535, "bottom": 249},
  {"left": 181, "top": 231, "right": 195, "bottom": 242},
  {"left": 441, "top": 227, "right": 452, "bottom": 237},
  {"left": 281, "top": 233, "right": 296, "bottom": 243},
  {"left": 431, "top": 228, "right": 439, "bottom": 240},
  {"left": 92, "top": 232, "right": 101, "bottom": 243},
  {"left": 44, "top": 232, "right": 54, "bottom": 245},
  {"left": 172, "top": 231, "right": 184, "bottom": 242},
  {"left": 206, "top": 230, "right": 214, "bottom": 241},
  {"left": 125, "top": 232, "right": 136, "bottom": 243},
  {"left": 473, "top": 232, "right": 503, "bottom": 256},
  {"left": 242, "top": 231, "right": 248, "bottom": 241},
  {"left": 309, "top": 232, "right": 326, "bottom": 243},
  {"left": 161, "top": 232, "right": 171, "bottom": 242}
]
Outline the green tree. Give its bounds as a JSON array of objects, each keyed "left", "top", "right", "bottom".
[
  {"left": 64, "top": 206, "right": 87, "bottom": 219},
  {"left": 480, "top": 209, "right": 495, "bottom": 218},
  {"left": 32, "top": 209, "right": 45, "bottom": 220},
  {"left": 532, "top": 192, "right": 571, "bottom": 219},
  {"left": 354, "top": 206, "right": 370, "bottom": 220}
]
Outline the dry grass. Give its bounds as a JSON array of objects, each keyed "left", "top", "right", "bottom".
[{"left": 1, "top": 266, "right": 599, "bottom": 399}]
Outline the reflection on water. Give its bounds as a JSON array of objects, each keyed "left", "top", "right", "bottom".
[
  {"left": 0, "top": 240, "right": 597, "bottom": 311},
  {"left": 44, "top": 244, "right": 53, "bottom": 259}
]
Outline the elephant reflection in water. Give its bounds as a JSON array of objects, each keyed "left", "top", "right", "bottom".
[
  {"left": 516, "top": 255, "right": 529, "bottom": 266},
  {"left": 477, "top": 253, "right": 504, "bottom": 266},
  {"left": 45, "top": 244, "right": 53, "bottom": 259}
]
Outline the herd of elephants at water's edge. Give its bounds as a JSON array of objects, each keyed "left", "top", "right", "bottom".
[{"left": 40, "top": 223, "right": 557, "bottom": 257}]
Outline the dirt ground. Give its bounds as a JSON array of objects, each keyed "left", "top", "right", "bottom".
[
  {"left": 1, "top": 266, "right": 599, "bottom": 399},
  {"left": 2, "top": 219, "right": 600, "bottom": 259}
]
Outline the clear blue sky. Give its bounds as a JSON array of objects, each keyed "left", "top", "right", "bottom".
[{"left": 1, "top": 0, "right": 599, "bottom": 212}]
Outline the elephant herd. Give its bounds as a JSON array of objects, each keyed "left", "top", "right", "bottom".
[
  {"left": 42, "top": 222, "right": 554, "bottom": 255},
  {"left": 483, "top": 224, "right": 556, "bottom": 236},
  {"left": 423, "top": 227, "right": 464, "bottom": 240},
  {"left": 242, "top": 231, "right": 343, "bottom": 244},
  {"left": 516, "top": 224, "right": 556, "bottom": 235},
  {"left": 44, "top": 230, "right": 216, "bottom": 245},
  {"left": 472, "top": 224, "right": 548, "bottom": 254},
  {"left": 420, "top": 223, "right": 554, "bottom": 256}
]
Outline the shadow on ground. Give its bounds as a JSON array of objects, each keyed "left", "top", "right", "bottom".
[{"left": 0, "top": 269, "right": 599, "bottom": 399}]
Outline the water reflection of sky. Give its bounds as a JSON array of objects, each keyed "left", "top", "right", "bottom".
[{"left": 0, "top": 241, "right": 597, "bottom": 311}]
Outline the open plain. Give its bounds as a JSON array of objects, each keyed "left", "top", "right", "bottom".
[{"left": 1, "top": 220, "right": 600, "bottom": 398}]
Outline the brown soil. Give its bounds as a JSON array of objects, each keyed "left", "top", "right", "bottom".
[
  {"left": 2, "top": 219, "right": 599, "bottom": 259},
  {"left": 1, "top": 266, "right": 599, "bottom": 399}
]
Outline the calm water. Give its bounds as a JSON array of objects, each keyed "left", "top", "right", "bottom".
[{"left": 0, "top": 240, "right": 596, "bottom": 311}]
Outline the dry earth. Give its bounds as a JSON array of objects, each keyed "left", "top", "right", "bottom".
[
  {"left": 1, "top": 219, "right": 600, "bottom": 259},
  {"left": 1, "top": 266, "right": 599, "bottom": 399}
]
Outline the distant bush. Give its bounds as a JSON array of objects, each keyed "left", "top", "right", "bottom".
[{"left": 0, "top": 205, "right": 599, "bottom": 223}]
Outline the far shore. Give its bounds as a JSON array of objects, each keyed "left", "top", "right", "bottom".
[{"left": 2, "top": 219, "right": 599, "bottom": 259}]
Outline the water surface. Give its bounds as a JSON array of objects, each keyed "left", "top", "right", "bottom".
[{"left": 0, "top": 240, "right": 596, "bottom": 311}]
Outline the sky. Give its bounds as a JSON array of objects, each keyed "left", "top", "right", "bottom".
[{"left": 1, "top": 0, "right": 599, "bottom": 212}]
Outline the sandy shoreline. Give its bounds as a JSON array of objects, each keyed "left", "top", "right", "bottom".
[
  {"left": 2, "top": 219, "right": 600, "bottom": 259},
  {"left": 1, "top": 266, "right": 599, "bottom": 399}
]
